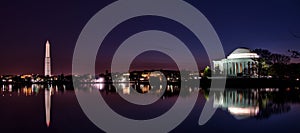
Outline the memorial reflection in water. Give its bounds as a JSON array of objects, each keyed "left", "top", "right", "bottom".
[
  {"left": 211, "top": 88, "right": 292, "bottom": 119},
  {"left": 0, "top": 84, "right": 66, "bottom": 128},
  {"left": 0, "top": 83, "right": 299, "bottom": 129}
]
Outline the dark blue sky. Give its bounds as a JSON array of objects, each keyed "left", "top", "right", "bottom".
[{"left": 0, "top": 0, "right": 300, "bottom": 75}]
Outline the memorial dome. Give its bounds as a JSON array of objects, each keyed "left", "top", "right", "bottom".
[{"left": 227, "top": 48, "right": 259, "bottom": 59}]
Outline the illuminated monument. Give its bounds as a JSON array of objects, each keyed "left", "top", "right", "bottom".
[
  {"left": 44, "top": 40, "right": 52, "bottom": 127},
  {"left": 44, "top": 40, "right": 51, "bottom": 76},
  {"left": 213, "top": 48, "right": 260, "bottom": 77}
]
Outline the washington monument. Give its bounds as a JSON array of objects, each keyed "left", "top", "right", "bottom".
[
  {"left": 44, "top": 40, "right": 52, "bottom": 127},
  {"left": 44, "top": 40, "right": 51, "bottom": 76}
]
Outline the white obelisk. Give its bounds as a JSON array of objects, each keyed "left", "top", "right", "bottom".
[{"left": 44, "top": 40, "right": 51, "bottom": 76}]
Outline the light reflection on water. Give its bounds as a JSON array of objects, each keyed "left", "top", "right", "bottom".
[
  {"left": 210, "top": 88, "right": 291, "bottom": 120},
  {"left": 0, "top": 84, "right": 300, "bottom": 132}
]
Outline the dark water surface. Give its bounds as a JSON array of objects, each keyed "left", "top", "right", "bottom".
[{"left": 0, "top": 84, "right": 300, "bottom": 133}]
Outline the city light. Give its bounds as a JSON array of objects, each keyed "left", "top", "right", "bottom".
[{"left": 228, "top": 106, "right": 259, "bottom": 116}]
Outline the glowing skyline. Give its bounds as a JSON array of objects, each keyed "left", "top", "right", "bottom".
[{"left": 0, "top": 0, "right": 299, "bottom": 75}]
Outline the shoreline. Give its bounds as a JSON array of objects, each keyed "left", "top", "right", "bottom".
[{"left": 1, "top": 78, "right": 299, "bottom": 89}]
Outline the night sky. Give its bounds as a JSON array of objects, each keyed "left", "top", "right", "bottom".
[{"left": 1, "top": 0, "right": 300, "bottom": 75}]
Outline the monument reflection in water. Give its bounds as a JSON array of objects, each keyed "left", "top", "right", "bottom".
[
  {"left": 211, "top": 88, "right": 292, "bottom": 120},
  {"left": 45, "top": 85, "right": 53, "bottom": 127},
  {"left": 0, "top": 83, "right": 300, "bottom": 132}
]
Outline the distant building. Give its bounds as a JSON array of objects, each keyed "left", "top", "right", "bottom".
[
  {"left": 213, "top": 48, "right": 260, "bottom": 77},
  {"left": 44, "top": 40, "right": 51, "bottom": 76},
  {"left": 129, "top": 70, "right": 180, "bottom": 82}
]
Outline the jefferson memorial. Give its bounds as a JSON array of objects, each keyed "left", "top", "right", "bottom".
[{"left": 213, "top": 48, "right": 260, "bottom": 77}]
